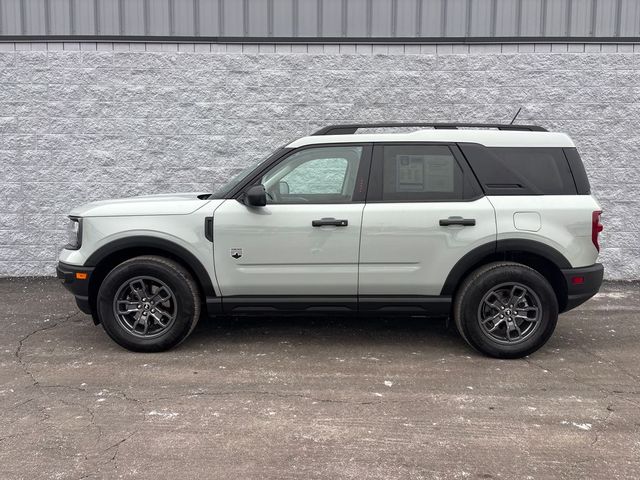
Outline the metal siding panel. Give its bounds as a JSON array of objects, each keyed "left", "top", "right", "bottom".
[
  {"left": 122, "top": 0, "right": 144, "bottom": 35},
  {"left": 73, "top": 0, "right": 95, "bottom": 34},
  {"left": 544, "top": 0, "right": 568, "bottom": 36},
  {"left": 469, "top": 0, "right": 492, "bottom": 36},
  {"left": 173, "top": 0, "right": 195, "bottom": 35},
  {"left": 396, "top": 0, "right": 417, "bottom": 36},
  {"left": 321, "top": 0, "right": 341, "bottom": 36},
  {"left": 272, "top": 0, "right": 293, "bottom": 36},
  {"left": 296, "top": 0, "right": 317, "bottom": 36},
  {"left": 97, "top": 0, "right": 119, "bottom": 35},
  {"left": 198, "top": 0, "right": 219, "bottom": 35},
  {"left": 24, "top": 0, "right": 46, "bottom": 34},
  {"left": 247, "top": 0, "right": 268, "bottom": 36},
  {"left": 148, "top": 0, "right": 170, "bottom": 35},
  {"left": 520, "top": 0, "right": 542, "bottom": 36},
  {"left": 370, "top": 0, "right": 391, "bottom": 37},
  {"left": 445, "top": 0, "right": 466, "bottom": 36},
  {"left": 49, "top": 0, "right": 72, "bottom": 35},
  {"left": 420, "top": 0, "right": 442, "bottom": 36},
  {"left": 570, "top": 0, "right": 591, "bottom": 35},
  {"left": 346, "top": 0, "right": 367, "bottom": 36},
  {"left": 1, "top": 0, "right": 22, "bottom": 34},
  {"left": 594, "top": 0, "right": 617, "bottom": 36},
  {"left": 495, "top": 0, "right": 517, "bottom": 36},
  {"left": 620, "top": 0, "right": 640, "bottom": 36},
  {"left": 221, "top": 0, "right": 242, "bottom": 35}
]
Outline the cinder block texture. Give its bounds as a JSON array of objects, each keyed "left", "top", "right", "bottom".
[{"left": 0, "top": 45, "right": 637, "bottom": 278}]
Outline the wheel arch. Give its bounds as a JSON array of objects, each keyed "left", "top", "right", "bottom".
[
  {"left": 441, "top": 239, "right": 571, "bottom": 312},
  {"left": 85, "top": 236, "right": 216, "bottom": 323}
]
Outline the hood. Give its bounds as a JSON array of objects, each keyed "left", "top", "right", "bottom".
[{"left": 69, "top": 192, "right": 215, "bottom": 218}]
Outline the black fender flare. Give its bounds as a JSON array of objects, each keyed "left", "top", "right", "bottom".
[
  {"left": 440, "top": 239, "right": 572, "bottom": 296},
  {"left": 85, "top": 236, "right": 216, "bottom": 298}
]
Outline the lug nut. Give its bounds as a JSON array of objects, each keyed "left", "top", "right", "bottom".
[{"left": 151, "top": 309, "right": 155, "bottom": 313}]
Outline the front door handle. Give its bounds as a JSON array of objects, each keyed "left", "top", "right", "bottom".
[
  {"left": 312, "top": 218, "right": 348, "bottom": 227},
  {"left": 439, "top": 217, "right": 476, "bottom": 226}
]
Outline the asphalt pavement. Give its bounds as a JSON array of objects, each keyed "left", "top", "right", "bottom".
[{"left": 1, "top": 278, "right": 639, "bottom": 479}]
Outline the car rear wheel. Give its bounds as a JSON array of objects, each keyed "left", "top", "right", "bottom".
[
  {"left": 453, "top": 262, "right": 558, "bottom": 359},
  {"left": 97, "top": 255, "right": 201, "bottom": 352}
]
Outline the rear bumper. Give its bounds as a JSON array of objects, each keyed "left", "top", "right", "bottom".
[
  {"left": 561, "top": 263, "right": 604, "bottom": 312},
  {"left": 56, "top": 261, "right": 95, "bottom": 315}
]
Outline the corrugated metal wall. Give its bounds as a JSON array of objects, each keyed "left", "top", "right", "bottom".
[{"left": 0, "top": 0, "right": 638, "bottom": 40}]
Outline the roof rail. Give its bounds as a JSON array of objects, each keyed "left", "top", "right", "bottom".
[{"left": 312, "top": 123, "right": 548, "bottom": 135}]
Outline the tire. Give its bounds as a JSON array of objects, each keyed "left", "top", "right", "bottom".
[
  {"left": 453, "top": 261, "right": 558, "bottom": 359},
  {"left": 97, "top": 255, "right": 201, "bottom": 352}
]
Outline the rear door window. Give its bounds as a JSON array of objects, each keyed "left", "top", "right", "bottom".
[{"left": 367, "top": 144, "right": 480, "bottom": 202}]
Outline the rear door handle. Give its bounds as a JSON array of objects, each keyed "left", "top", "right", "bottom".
[
  {"left": 439, "top": 217, "right": 476, "bottom": 226},
  {"left": 312, "top": 218, "right": 348, "bottom": 227}
]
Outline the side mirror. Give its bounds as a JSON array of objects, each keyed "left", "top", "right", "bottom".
[{"left": 244, "top": 184, "right": 267, "bottom": 207}]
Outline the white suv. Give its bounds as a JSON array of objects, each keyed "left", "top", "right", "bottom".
[{"left": 57, "top": 123, "right": 604, "bottom": 358}]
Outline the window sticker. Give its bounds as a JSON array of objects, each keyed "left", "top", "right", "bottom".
[
  {"left": 425, "top": 155, "right": 454, "bottom": 192},
  {"left": 395, "top": 154, "right": 454, "bottom": 192},
  {"left": 396, "top": 155, "right": 425, "bottom": 192}
]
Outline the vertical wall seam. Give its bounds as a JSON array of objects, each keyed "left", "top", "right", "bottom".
[
  {"left": 515, "top": 0, "right": 522, "bottom": 36},
  {"left": 366, "top": 0, "right": 372, "bottom": 37},
  {"left": 566, "top": 0, "right": 572, "bottom": 36},
  {"left": 193, "top": 0, "right": 200, "bottom": 37},
  {"left": 614, "top": 0, "right": 622, "bottom": 37},
  {"left": 143, "top": 0, "right": 149, "bottom": 36},
  {"left": 93, "top": 0, "right": 99, "bottom": 35},
  {"left": 391, "top": 0, "right": 397, "bottom": 37},
  {"left": 442, "top": 0, "right": 448, "bottom": 37},
  {"left": 541, "top": 0, "right": 547, "bottom": 36},
  {"left": 0, "top": 0, "right": 4, "bottom": 35},
  {"left": 118, "top": 0, "right": 124, "bottom": 35},
  {"left": 19, "top": 0, "right": 26, "bottom": 34},
  {"left": 490, "top": 0, "right": 497, "bottom": 37},
  {"left": 168, "top": 0, "right": 174, "bottom": 36},
  {"left": 590, "top": 0, "right": 597, "bottom": 36},
  {"left": 416, "top": 0, "right": 422, "bottom": 36},
  {"left": 218, "top": 0, "right": 224, "bottom": 36},
  {"left": 268, "top": 0, "right": 273, "bottom": 36},
  {"left": 292, "top": 0, "right": 298, "bottom": 37},
  {"left": 465, "top": 0, "right": 471, "bottom": 37},
  {"left": 44, "top": 0, "right": 51, "bottom": 35},
  {"left": 317, "top": 0, "right": 322, "bottom": 37},
  {"left": 341, "top": 0, "right": 347, "bottom": 37},
  {"left": 69, "top": 0, "right": 76, "bottom": 35},
  {"left": 242, "top": 0, "right": 247, "bottom": 36}
]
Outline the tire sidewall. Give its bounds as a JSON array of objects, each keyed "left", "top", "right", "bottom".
[
  {"left": 98, "top": 259, "right": 198, "bottom": 352},
  {"left": 458, "top": 265, "right": 558, "bottom": 358}
]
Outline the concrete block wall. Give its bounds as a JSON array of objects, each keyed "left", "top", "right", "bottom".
[{"left": 0, "top": 42, "right": 638, "bottom": 279}]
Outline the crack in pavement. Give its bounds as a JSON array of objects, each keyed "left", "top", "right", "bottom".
[{"left": 14, "top": 311, "right": 81, "bottom": 389}]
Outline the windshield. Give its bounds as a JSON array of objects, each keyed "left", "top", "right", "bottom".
[{"left": 210, "top": 148, "right": 288, "bottom": 199}]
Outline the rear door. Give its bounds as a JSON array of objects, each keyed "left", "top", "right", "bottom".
[{"left": 358, "top": 143, "right": 496, "bottom": 311}]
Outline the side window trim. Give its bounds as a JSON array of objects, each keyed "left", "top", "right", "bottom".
[
  {"left": 235, "top": 143, "right": 373, "bottom": 204},
  {"left": 366, "top": 142, "right": 483, "bottom": 203}
]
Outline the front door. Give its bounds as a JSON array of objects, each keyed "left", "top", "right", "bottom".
[{"left": 213, "top": 144, "right": 371, "bottom": 312}]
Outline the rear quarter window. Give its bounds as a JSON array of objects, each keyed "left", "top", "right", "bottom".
[{"left": 459, "top": 144, "right": 577, "bottom": 195}]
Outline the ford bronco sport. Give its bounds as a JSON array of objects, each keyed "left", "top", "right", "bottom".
[{"left": 57, "top": 123, "right": 604, "bottom": 358}]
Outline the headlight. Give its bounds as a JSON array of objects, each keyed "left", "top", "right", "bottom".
[{"left": 66, "top": 217, "right": 82, "bottom": 250}]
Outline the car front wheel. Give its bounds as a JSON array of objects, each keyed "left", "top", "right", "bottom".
[
  {"left": 97, "top": 255, "right": 201, "bottom": 352},
  {"left": 453, "top": 262, "right": 558, "bottom": 359}
]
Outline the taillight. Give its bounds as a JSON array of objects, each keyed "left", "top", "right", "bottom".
[{"left": 592, "top": 210, "right": 603, "bottom": 251}]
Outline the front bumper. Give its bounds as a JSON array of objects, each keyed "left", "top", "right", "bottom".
[
  {"left": 561, "top": 263, "right": 604, "bottom": 312},
  {"left": 56, "top": 261, "right": 95, "bottom": 315}
]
